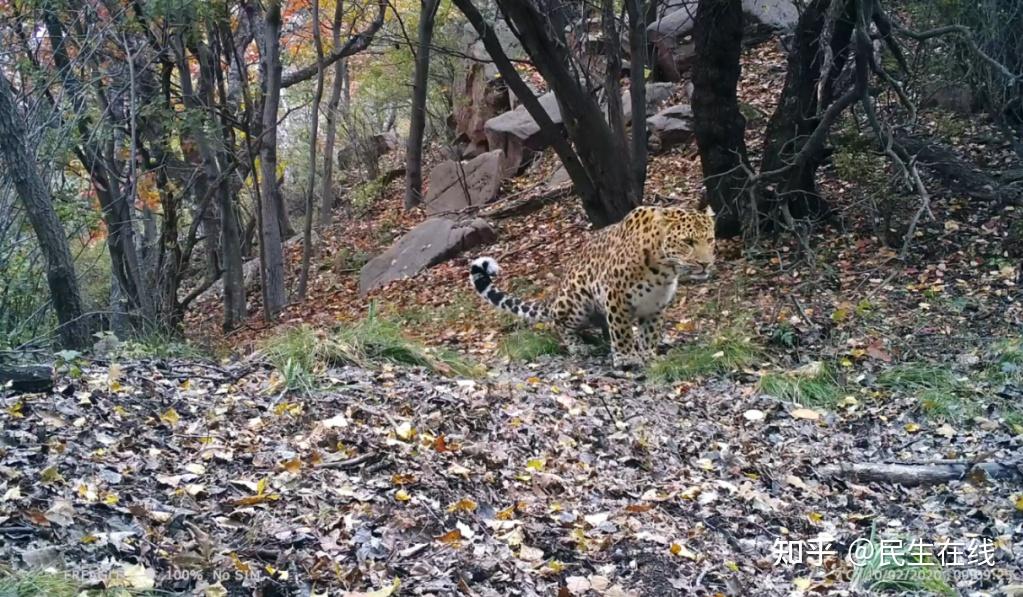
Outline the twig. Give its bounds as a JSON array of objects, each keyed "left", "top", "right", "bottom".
[{"left": 318, "top": 452, "right": 381, "bottom": 470}]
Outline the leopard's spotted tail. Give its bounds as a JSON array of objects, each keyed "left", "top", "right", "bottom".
[{"left": 469, "top": 257, "right": 551, "bottom": 323}]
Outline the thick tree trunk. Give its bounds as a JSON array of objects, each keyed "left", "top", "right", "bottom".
[
  {"left": 319, "top": 1, "right": 347, "bottom": 227},
  {"left": 184, "top": 33, "right": 247, "bottom": 330},
  {"left": 0, "top": 74, "right": 89, "bottom": 349},
  {"left": 626, "top": 0, "right": 649, "bottom": 198},
  {"left": 692, "top": 0, "right": 751, "bottom": 237},
  {"left": 404, "top": 0, "right": 441, "bottom": 210},
  {"left": 298, "top": 0, "right": 326, "bottom": 300},
  {"left": 258, "top": 0, "right": 288, "bottom": 319},
  {"left": 494, "top": 0, "right": 639, "bottom": 227},
  {"left": 759, "top": 0, "right": 849, "bottom": 219}
]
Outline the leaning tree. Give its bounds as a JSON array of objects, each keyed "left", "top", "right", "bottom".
[{"left": 451, "top": 0, "right": 651, "bottom": 228}]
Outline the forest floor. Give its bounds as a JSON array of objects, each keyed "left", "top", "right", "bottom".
[{"left": 3, "top": 36, "right": 1023, "bottom": 597}]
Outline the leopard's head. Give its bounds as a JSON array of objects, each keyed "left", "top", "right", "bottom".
[{"left": 661, "top": 205, "right": 716, "bottom": 280}]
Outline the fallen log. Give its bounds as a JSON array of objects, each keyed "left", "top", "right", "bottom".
[
  {"left": 0, "top": 364, "right": 54, "bottom": 393},
  {"left": 896, "top": 135, "right": 1020, "bottom": 204},
  {"left": 821, "top": 461, "right": 1023, "bottom": 487}
]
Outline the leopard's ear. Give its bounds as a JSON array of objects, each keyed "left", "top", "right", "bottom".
[{"left": 704, "top": 204, "right": 715, "bottom": 218}]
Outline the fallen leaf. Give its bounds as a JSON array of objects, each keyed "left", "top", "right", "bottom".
[
  {"left": 790, "top": 408, "right": 820, "bottom": 421},
  {"left": 518, "top": 545, "right": 544, "bottom": 562}
]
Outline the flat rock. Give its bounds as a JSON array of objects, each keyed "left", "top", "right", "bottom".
[
  {"left": 358, "top": 218, "right": 495, "bottom": 296},
  {"left": 423, "top": 150, "right": 504, "bottom": 216},
  {"left": 647, "top": 104, "right": 694, "bottom": 151}
]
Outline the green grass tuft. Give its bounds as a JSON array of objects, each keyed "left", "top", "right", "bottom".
[
  {"left": 849, "top": 527, "right": 955, "bottom": 596},
  {"left": 261, "top": 325, "right": 323, "bottom": 393},
  {"left": 262, "top": 309, "right": 483, "bottom": 392},
  {"left": 498, "top": 327, "right": 564, "bottom": 362},
  {"left": 759, "top": 362, "right": 845, "bottom": 408},
  {"left": 876, "top": 363, "right": 973, "bottom": 421},
  {"left": 0, "top": 570, "right": 80, "bottom": 597},
  {"left": 649, "top": 327, "right": 761, "bottom": 382}
]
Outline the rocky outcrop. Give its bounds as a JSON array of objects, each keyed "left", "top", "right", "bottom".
[
  {"left": 358, "top": 218, "right": 495, "bottom": 296},
  {"left": 484, "top": 92, "right": 562, "bottom": 176},
  {"left": 423, "top": 150, "right": 504, "bottom": 215},
  {"left": 452, "top": 63, "right": 511, "bottom": 159}
]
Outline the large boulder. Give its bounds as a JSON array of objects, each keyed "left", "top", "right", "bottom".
[
  {"left": 423, "top": 150, "right": 505, "bottom": 216},
  {"left": 622, "top": 82, "right": 678, "bottom": 125},
  {"left": 647, "top": 3, "right": 696, "bottom": 82},
  {"left": 743, "top": 0, "right": 799, "bottom": 29},
  {"left": 648, "top": 2, "right": 695, "bottom": 40},
  {"left": 646, "top": 104, "right": 694, "bottom": 152},
  {"left": 358, "top": 218, "right": 495, "bottom": 296},
  {"left": 484, "top": 91, "right": 563, "bottom": 175}
]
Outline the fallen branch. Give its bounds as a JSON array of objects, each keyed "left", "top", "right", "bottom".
[
  {"left": 481, "top": 184, "right": 573, "bottom": 220},
  {"left": 820, "top": 461, "right": 1023, "bottom": 487},
  {"left": 896, "top": 135, "right": 1020, "bottom": 204},
  {"left": 318, "top": 452, "right": 381, "bottom": 470}
]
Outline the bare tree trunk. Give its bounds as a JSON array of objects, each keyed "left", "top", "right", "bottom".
[
  {"left": 404, "top": 0, "right": 441, "bottom": 210},
  {"left": 298, "top": 0, "right": 326, "bottom": 300},
  {"left": 626, "top": 0, "right": 649, "bottom": 198},
  {"left": 258, "top": 0, "right": 288, "bottom": 319},
  {"left": 760, "top": 0, "right": 850, "bottom": 219},
  {"left": 319, "top": 0, "right": 347, "bottom": 227},
  {"left": 0, "top": 74, "right": 89, "bottom": 349},
  {"left": 692, "top": 0, "right": 751, "bottom": 236},
  {"left": 43, "top": 9, "right": 146, "bottom": 324},
  {"left": 188, "top": 27, "right": 247, "bottom": 330}
]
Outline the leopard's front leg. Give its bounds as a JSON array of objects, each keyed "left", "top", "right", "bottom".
[
  {"left": 638, "top": 313, "right": 664, "bottom": 357},
  {"left": 606, "top": 292, "right": 642, "bottom": 368}
]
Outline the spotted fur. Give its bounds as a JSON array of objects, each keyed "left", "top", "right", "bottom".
[{"left": 469, "top": 205, "right": 717, "bottom": 367}]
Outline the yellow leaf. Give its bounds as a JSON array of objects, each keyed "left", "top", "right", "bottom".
[
  {"left": 793, "top": 577, "right": 812, "bottom": 591},
  {"left": 229, "top": 553, "right": 251, "bottom": 573},
  {"left": 526, "top": 376, "right": 541, "bottom": 384},
  {"left": 1014, "top": 495, "right": 1023, "bottom": 511},
  {"left": 526, "top": 458, "right": 546, "bottom": 472},
  {"left": 256, "top": 478, "right": 268, "bottom": 496},
  {"left": 725, "top": 561, "right": 739, "bottom": 572},
  {"left": 904, "top": 422, "right": 921, "bottom": 433},
  {"left": 435, "top": 529, "right": 462, "bottom": 547},
  {"left": 395, "top": 489, "right": 411, "bottom": 502},
  {"left": 447, "top": 498, "right": 477, "bottom": 513},
  {"left": 807, "top": 511, "right": 823, "bottom": 524},
  {"left": 670, "top": 543, "right": 698, "bottom": 560},
  {"left": 103, "top": 492, "right": 120, "bottom": 506},
  {"left": 547, "top": 560, "right": 565, "bottom": 573},
  {"left": 6, "top": 401, "right": 23, "bottom": 417},
  {"left": 496, "top": 506, "right": 516, "bottom": 520},
  {"left": 161, "top": 408, "right": 180, "bottom": 426}
]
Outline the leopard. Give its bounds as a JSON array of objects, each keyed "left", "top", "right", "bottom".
[{"left": 469, "top": 204, "right": 717, "bottom": 368}]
